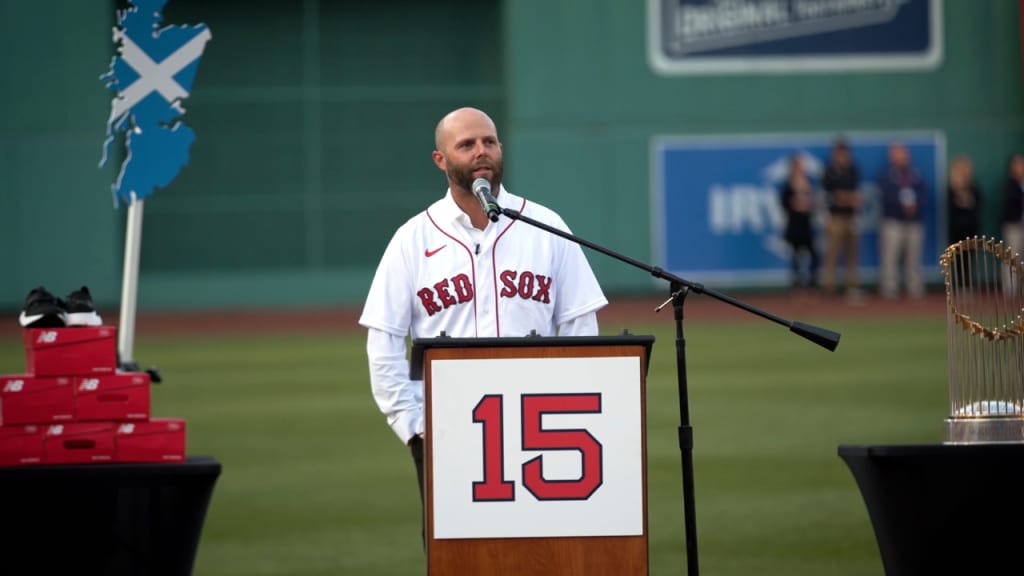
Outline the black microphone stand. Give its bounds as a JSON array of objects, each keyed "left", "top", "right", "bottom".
[{"left": 496, "top": 205, "right": 840, "bottom": 576}]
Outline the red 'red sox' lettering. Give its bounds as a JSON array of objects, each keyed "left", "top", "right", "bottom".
[
  {"left": 417, "top": 273, "right": 475, "bottom": 316},
  {"left": 499, "top": 270, "right": 552, "bottom": 303},
  {"left": 451, "top": 274, "right": 473, "bottom": 302},
  {"left": 417, "top": 272, "right": 550, "bottom": 316}
]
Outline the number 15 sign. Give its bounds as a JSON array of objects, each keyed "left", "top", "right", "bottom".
[{"left": 427, "top": 351, "right": 646, "bottom": 540}]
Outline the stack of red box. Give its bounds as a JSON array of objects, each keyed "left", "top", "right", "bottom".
[{"left": 0, "top": 326, "right": 185, "bottom": 466}]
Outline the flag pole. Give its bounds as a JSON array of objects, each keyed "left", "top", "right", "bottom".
[{"left": 117, "top": 193, "right": 143, "bottom": 370}]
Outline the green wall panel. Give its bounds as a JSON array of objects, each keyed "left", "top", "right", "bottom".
[
  {"left": 0, "top": 2, "right": 119, "bottom": 310},
  {"left": 319, "top": 0, "right": 502, "bottom": 87},
  {"left": 3, "top": 0, "right": 1020, "bottom": 311},
  {"left": 142, "top": 210, "right": 309, "bottom": 272},
  {"left": 164, "top": 1, "right": 305, "bottom": 88},
  {"left": 162, "top": 100, "right": 305, "bottom": 201}
]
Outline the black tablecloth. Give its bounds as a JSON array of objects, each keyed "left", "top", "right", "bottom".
[
  {"left": 839, "top": 444, "right": 1024, "bottom": 576},
  {"left": 0, "top": 456, "right": 221, "bottom": 576}
]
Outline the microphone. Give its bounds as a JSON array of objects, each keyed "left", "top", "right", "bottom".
[{"left": 472, "top": 177, "right": 501, "bottom": 222}]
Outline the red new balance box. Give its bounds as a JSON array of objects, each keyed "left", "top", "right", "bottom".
[
  {"left": 114, "top": 418, "right": 185, "bottom": 463},
  {"left": 74, "top": 372, "right": 150, "bottom": 422},
  {"left": 0, "top": 424, "right": 45, "bottom": 467},
  {"left": 23, "top": 327, "right": 117, "bottom": 377},
  {"left": 43, "top": 422, "right": 115, "bottom": 464},
  {"left": 0, "top": 374, "right": 75, "bottom": 425}
]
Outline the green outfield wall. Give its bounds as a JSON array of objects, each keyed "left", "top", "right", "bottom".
[{"left": 1, "top": 0, "right": 1021, "bottom": 310}]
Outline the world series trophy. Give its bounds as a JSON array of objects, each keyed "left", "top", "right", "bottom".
[{"left": 941, "top": 236, "right": 1024, "bottom": 443}]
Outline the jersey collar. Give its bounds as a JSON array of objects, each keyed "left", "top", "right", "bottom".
[{"left": 433, "top": 184, "right": 520, "bottom": 226}]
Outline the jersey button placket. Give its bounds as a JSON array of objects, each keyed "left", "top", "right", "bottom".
[{"left": 474, "top": 236, "right": 496, "bottom": 336}]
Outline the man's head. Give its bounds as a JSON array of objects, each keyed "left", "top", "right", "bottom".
[
  {"left": 831, "top": 138, "right": 851, "bottom": 167},
  {"left": 949, "top": 155, "right": 973, "bottom": 188},
  {"left": 1009, "top": 153, "right": 1024, "bottom": 180},
  {"left": 432, "top": 107, "right": 504, "bottom": 195},
  {"left": 789, "top": 154, "right": 805, "bottom": 175},
  {"left": 888, "top": 141, "right": 910, "bottom": 169}
]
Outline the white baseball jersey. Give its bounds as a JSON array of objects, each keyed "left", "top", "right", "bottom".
[{"left": 359, "top": 186, "right": 608, "bottom": 442}]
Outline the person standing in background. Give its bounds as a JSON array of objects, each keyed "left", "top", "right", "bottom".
[
  {"left": 1002, "top": 153, "right": 1024, "bottom": 255},
  {"left": 946, "top": 155, "right": 981, "bottom": 245},
  {"left": 780, "top": 154, "right": 819, "bottom": 293},
  {"left": 1001, "top": 153, "right": 1024, "bottom": 293},
  {"left": 877, "top": 141, "right": 927, "bottom": 299},
  {"left": 822, "top": 138, "right": 863, "bottom": 301}
]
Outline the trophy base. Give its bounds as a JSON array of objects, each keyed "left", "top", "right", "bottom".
[{"left": 945, "top": 418, "right": 1024, "bottom": 444}]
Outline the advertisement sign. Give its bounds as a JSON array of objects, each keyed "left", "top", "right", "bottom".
[
  {"left": 650, "top": 132, "right": 946, "bottom": 287},
  {"left": 648, "top": 0, "right": 942, "bottom": 74}
]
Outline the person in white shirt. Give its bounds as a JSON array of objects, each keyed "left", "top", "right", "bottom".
[{"left": 357, "top": 106, "right": 607, "bottom": 543}]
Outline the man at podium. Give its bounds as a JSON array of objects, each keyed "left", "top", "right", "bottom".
[{"left": 357, "top": 107, "right": 608, "bottom": 542}]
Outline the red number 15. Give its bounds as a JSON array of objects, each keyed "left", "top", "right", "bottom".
[{"left": 472, "top": 393, "right": 604, "bottom": 502}]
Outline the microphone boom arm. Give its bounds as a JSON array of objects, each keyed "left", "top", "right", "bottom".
[{"left": 499, "top": 207, "right": 840, "bottom": 350}]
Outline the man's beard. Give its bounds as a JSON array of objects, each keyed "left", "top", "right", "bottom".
[{"left": 448, "top": 159, "right": 503, "bottom": 193}]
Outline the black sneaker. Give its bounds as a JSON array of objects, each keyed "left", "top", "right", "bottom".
[
  {"left": 64, "top": 286, "right": 103, "bottom": 327},
  {"left": 18, "top": 286, "right": 67, "bottom": 328}
]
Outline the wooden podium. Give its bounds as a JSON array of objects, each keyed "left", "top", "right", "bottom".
[{"left": 411, "top": 335, "right": 654, "bottom": 576}]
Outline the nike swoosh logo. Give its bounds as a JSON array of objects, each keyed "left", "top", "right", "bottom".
[
  {"left": 425, "top": 245, "right": 447, "bottom": 257},
  {"left": 18, "top": 312, "right": 45, "bottom": 325},
  {"left": 18, "top": 311, "right": 67, "bottom": 327}
]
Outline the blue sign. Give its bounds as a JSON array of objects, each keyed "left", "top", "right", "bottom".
[
  {"left": 100, "top": 0, "right": 211, "bottom": 205},
  {"left": 651, "top": 133, "right": 946, "bottom": 287},
  {"left": 648, "top": 0, "right": 942, "bottom": 74}
]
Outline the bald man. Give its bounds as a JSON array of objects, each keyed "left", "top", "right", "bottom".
[{"left": 358, "top": 107, "right": 607, "bottom": 544}]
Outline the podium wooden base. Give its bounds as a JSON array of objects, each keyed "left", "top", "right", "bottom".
[{"left": 429, "top": 535, "right": 647, "bottom": 575}]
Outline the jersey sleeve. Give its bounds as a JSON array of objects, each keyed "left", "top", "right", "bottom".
[
  {"left": 367, "top": 327, "right": 424, "bottom": 444},
  {"left": 358, "top": 223, "right": 415, "bottom": 337},
  {"left": 548, "top": 213, "right": 608, "bottom": 326},
  {"left": 557, "top": 311, "right": 599, "bottom": 336},
  {"left": 360, "top": 220, "right": 425, "bottom": 445}
]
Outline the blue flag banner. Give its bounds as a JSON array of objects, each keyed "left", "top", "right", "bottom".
[
  {"left": 651, "top": 133, "right": 946, "bottom": 287},
  {"left": 100, "top": 0, "right": 211, "bottom": 205},
  {"left": 648, "top": 0, "right": 942, "bottom": 74}
]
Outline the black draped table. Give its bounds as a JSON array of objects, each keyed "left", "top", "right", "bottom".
[
  {"left": 0, "top": 456, "right": 221, "bottom": 576},
  {"left": 839, "top": 444, "right": 1024, "bottom": 576}
]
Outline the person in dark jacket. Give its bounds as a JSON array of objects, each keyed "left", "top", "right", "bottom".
[
  {"left": 946, "top": 155, "right": 981, "bottom": 245},
  {"left": 780, "top": 154, "right": 818, "bottom": 291},
  {"left": 1001, "top": 153, "right": 1024, "bottom": 292},
  {"left": 877, "top": 141, "right": 926, "bottom": 299},
  {"left": 1002, "top": 153, "right": 1024, "bottom": 254},
  {"left": 822, "top": 138, "right": 863, "bottom": 299}
]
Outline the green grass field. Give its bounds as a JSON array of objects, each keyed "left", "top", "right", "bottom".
[{"left": 0, "top": 314, "right": 946, "bottom": 576}]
